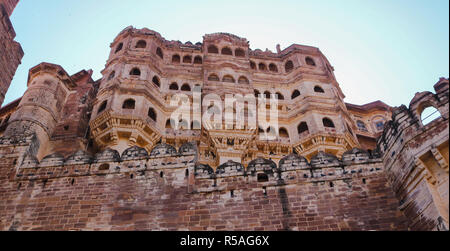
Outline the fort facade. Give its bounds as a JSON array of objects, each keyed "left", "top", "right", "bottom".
[{"left": 0, "top": 23, "right": 448, "bottom": 231}]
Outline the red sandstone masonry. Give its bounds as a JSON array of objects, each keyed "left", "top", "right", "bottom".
[
  {"left": 0, "top": 0, "right": 23, "bottom": 107},
  {"left": 378, "top": 80, "right": 449, "bottom": 231},
  {"left": 0, "top": 144, "right": 408, "bottom": 231}
]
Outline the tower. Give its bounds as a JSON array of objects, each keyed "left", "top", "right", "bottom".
[
  {"left": 4, "top": 63, "right": 74, "bottom": 160},
  {"left": 0, "top": 0, "right": 23, "bottom": 106}
]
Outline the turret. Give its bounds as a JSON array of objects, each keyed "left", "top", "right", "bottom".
[{"left": 4, "top": 63, "right": 74, "bottom": 160}]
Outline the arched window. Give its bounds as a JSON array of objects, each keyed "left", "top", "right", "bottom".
[
  {"left": 208, "top": 45, "right": 219, "bottom": 54},
  {"left": 222, "top": 75, "right": 235, "bottom": 83},
  {"left": 238, "top": 76, "right": 249, "bottom": 84},
  {"left": 208, "top": 74, "right": 220, "bottom": 81},
  {"left": 152, "top": 76, "right": 161, "bottom": 87},
  {"left": 374, "top": 121, "right": 385, "bottom": 131},
  {"left": 298, "top": 122, "right": 309, "bottom": 134},
  {"left": 98, "top": 101, "right": 107, "bottom": 114},
  {"left": 291, "top": 90, "right": 300, "bottom": 100},
  {"left": 122, "top": 99, "right": 136, "bottom": 109},
  {"left": 156, "top": 47, "right": 164, "bottom": 59},
  {"left": 235, "top": 48, "right": 245, "bottom": 57},
  {"left": 115, "top": 43, "right": 123, "bottom": 53},
  {"left": 130, "top": 68, "right": 141, "bottom": 76},
  {"left": 169, "top": 82, "right": 179, "bottom": 90},
  {"left": 276, "top": 92, "right": 284, "bottom": 100},
  {"left": 108, "top": 71, "right": 115, "bottom": 81},
  {"left": 372, "top": 116, "right": 386, "bottom": 131},
  {"left": 221, "top": 47, "right": 233, "bottom": 55},
  {"left": 421, "top": 106, "right": 441, "bottom": 125},
  {"left": 172, "top": 54, "right": 181, "bottom": 63},
  {"left": 357, "top": 120, "right": 368, "bottom": 132},
  {"left": 136, "top": 40, "right": 147, "bottom": 49},
  {"left": 314, "top": 86, "right": 325, "bottom": 93},
  {"left": 254, "top": 90, "right": 260, "bottom": 97},
  {"left": 264, "top": 91, "right": 271, "bottom": 99},
  {"left": 285, "top": 60, "right": 294, "bottom": 73},
  {"left": 148, "top": 108, "right": 157, "bottom": 122},
  {"left": 306, "top": 57, "right": 316, "bottom": 66},
  {"left": 183, "top": 55, "right": 192, "bottom": 63},
  {"left": 250, "top": 61, "right": 256, "bottom": 70},
  {"left": 279, "top": 127, "right": 289, "bottom": 138},
  {"left": 181, "top": 84, "right": 191, "bottom": 91},
  {"left": 165, "top": 119, "right": 173, "bottom": 129},
  {"left": 194, "top": 56, "right": 203, "bottom": 64},
  {"left": 269, "top": 63, "right": 278, "bottom": 72},
  {"left": 323, "top": 118, "right": 335, "bottom": 128},
  {"left": 259, "top": 63, "right": 267, "bottom": 71}
]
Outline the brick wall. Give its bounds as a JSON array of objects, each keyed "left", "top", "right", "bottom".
[
  {"left": 378, "top": 79, "right": 449, "bottom": 231},
  {"left": 0, "top": 0, "right": 18, "bottom": 17},
  {"left": 0, "top": 1, "right": 23, "bottom": 107},
  {"left": 0, "top": 142, "right": 408, "bottom": 231}
]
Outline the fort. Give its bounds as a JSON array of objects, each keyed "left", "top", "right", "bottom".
[{"left": 0, "top": 1, "right": 448, "bottom": 231}]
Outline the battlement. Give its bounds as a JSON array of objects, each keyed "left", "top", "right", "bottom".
[
  {"left": 375, "top": 78, "right": 449, "bottom": 230},
  {"left": 0, "top": 21, "right": 446, "bottom": 230},
  {"left": 377, "top": 78, "right": 449, "bottom": 155},
  {"left": 3, "top": 134, "right": 384, "bottom": 190},
  {"left": 0, "top": 132, "right": 408, "bottom": 231},
  {"left": 0, "top": 0, "right": 23, "bottom": 106}
]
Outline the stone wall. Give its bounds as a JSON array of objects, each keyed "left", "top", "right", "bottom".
[
  {"left": 0, "top": 139, "right": 407, "bottom": 231},
  {"left": 0, "top": 0, "right": 22, "bottom": 106},
  {"left": 378, "top": 78, "right": 449, "bottom": 231},
  {"left": 0, "top": 0, "right": 18, "bottom": 16}
]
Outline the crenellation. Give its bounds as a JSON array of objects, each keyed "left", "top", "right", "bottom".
[
  {"left": 0, "top": 21, "right": 446, "bottom": 230},
  {"left": 378, "top": 79, "right": 449, "bottom": 230}
]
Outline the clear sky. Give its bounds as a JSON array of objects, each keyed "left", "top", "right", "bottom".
[{"left": 4, "top": 0, "right": 449, "bottom": 108}]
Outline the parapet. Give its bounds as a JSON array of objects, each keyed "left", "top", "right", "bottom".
[
  {"left": 27, "top": 62, "right": 77, "bottom": 89},
  {"left": 1, "top": 130, "right": 385, "bottom": 182},
  {"left": 150, "top": 143, "right": 178, "bottom": 157},
  {"left": 377, "top": 78, "right": 449, "bottom": 153},
  {"left": 121, "top": 146, "right": 149, "bottom": 161}
]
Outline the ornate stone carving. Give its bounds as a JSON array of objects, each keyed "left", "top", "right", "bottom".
[
  {"left": 121, "top": 146, "right": 148, "bottom": 161},
  {"left": 150, "top": 143, "right": 177, "bottom": 157}
]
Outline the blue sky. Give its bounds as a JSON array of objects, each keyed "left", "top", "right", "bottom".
[{"left": 4, "top": 0, "right": 449, "bottom": 107}]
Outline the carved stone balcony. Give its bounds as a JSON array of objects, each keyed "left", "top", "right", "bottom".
[{"left": 90, "top": 110, "right": 162, "bottom": 154}]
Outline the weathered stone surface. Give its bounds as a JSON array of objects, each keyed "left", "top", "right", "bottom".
[
  {"left": 0, "top": 21, "right": 447, "bottom": 231},
  {"left": 150, "top": 143, "right": 177, "bottom": 157},
  {"left": 121, "top": 146, "right": 148, "bottom": 161},
  {"left": 378, "top": 79, "right": 449, "bottom": 231},
  {"left": 342, "top": 148, "right": 370, "bottom": 164},
  {"left": 310, "top": 152, "right": 341, "bottom": 168},
  {"left": 94, "top": 148, "right": 121, "bottom": 163},
  {"left": 247, "top": 157, "right": 277, "bottom": 173},
  {"left": 279, "top": 154, "right": 309, "bottom": 171},
  {"left": 0, "top": 0, "right": 22, "bottom": 106},
  {"left": 216, "top": 160, "right": 244, "bottom": 176},
  {"left": 39, "top": 153, "right": 65, "bottom": 167}
]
